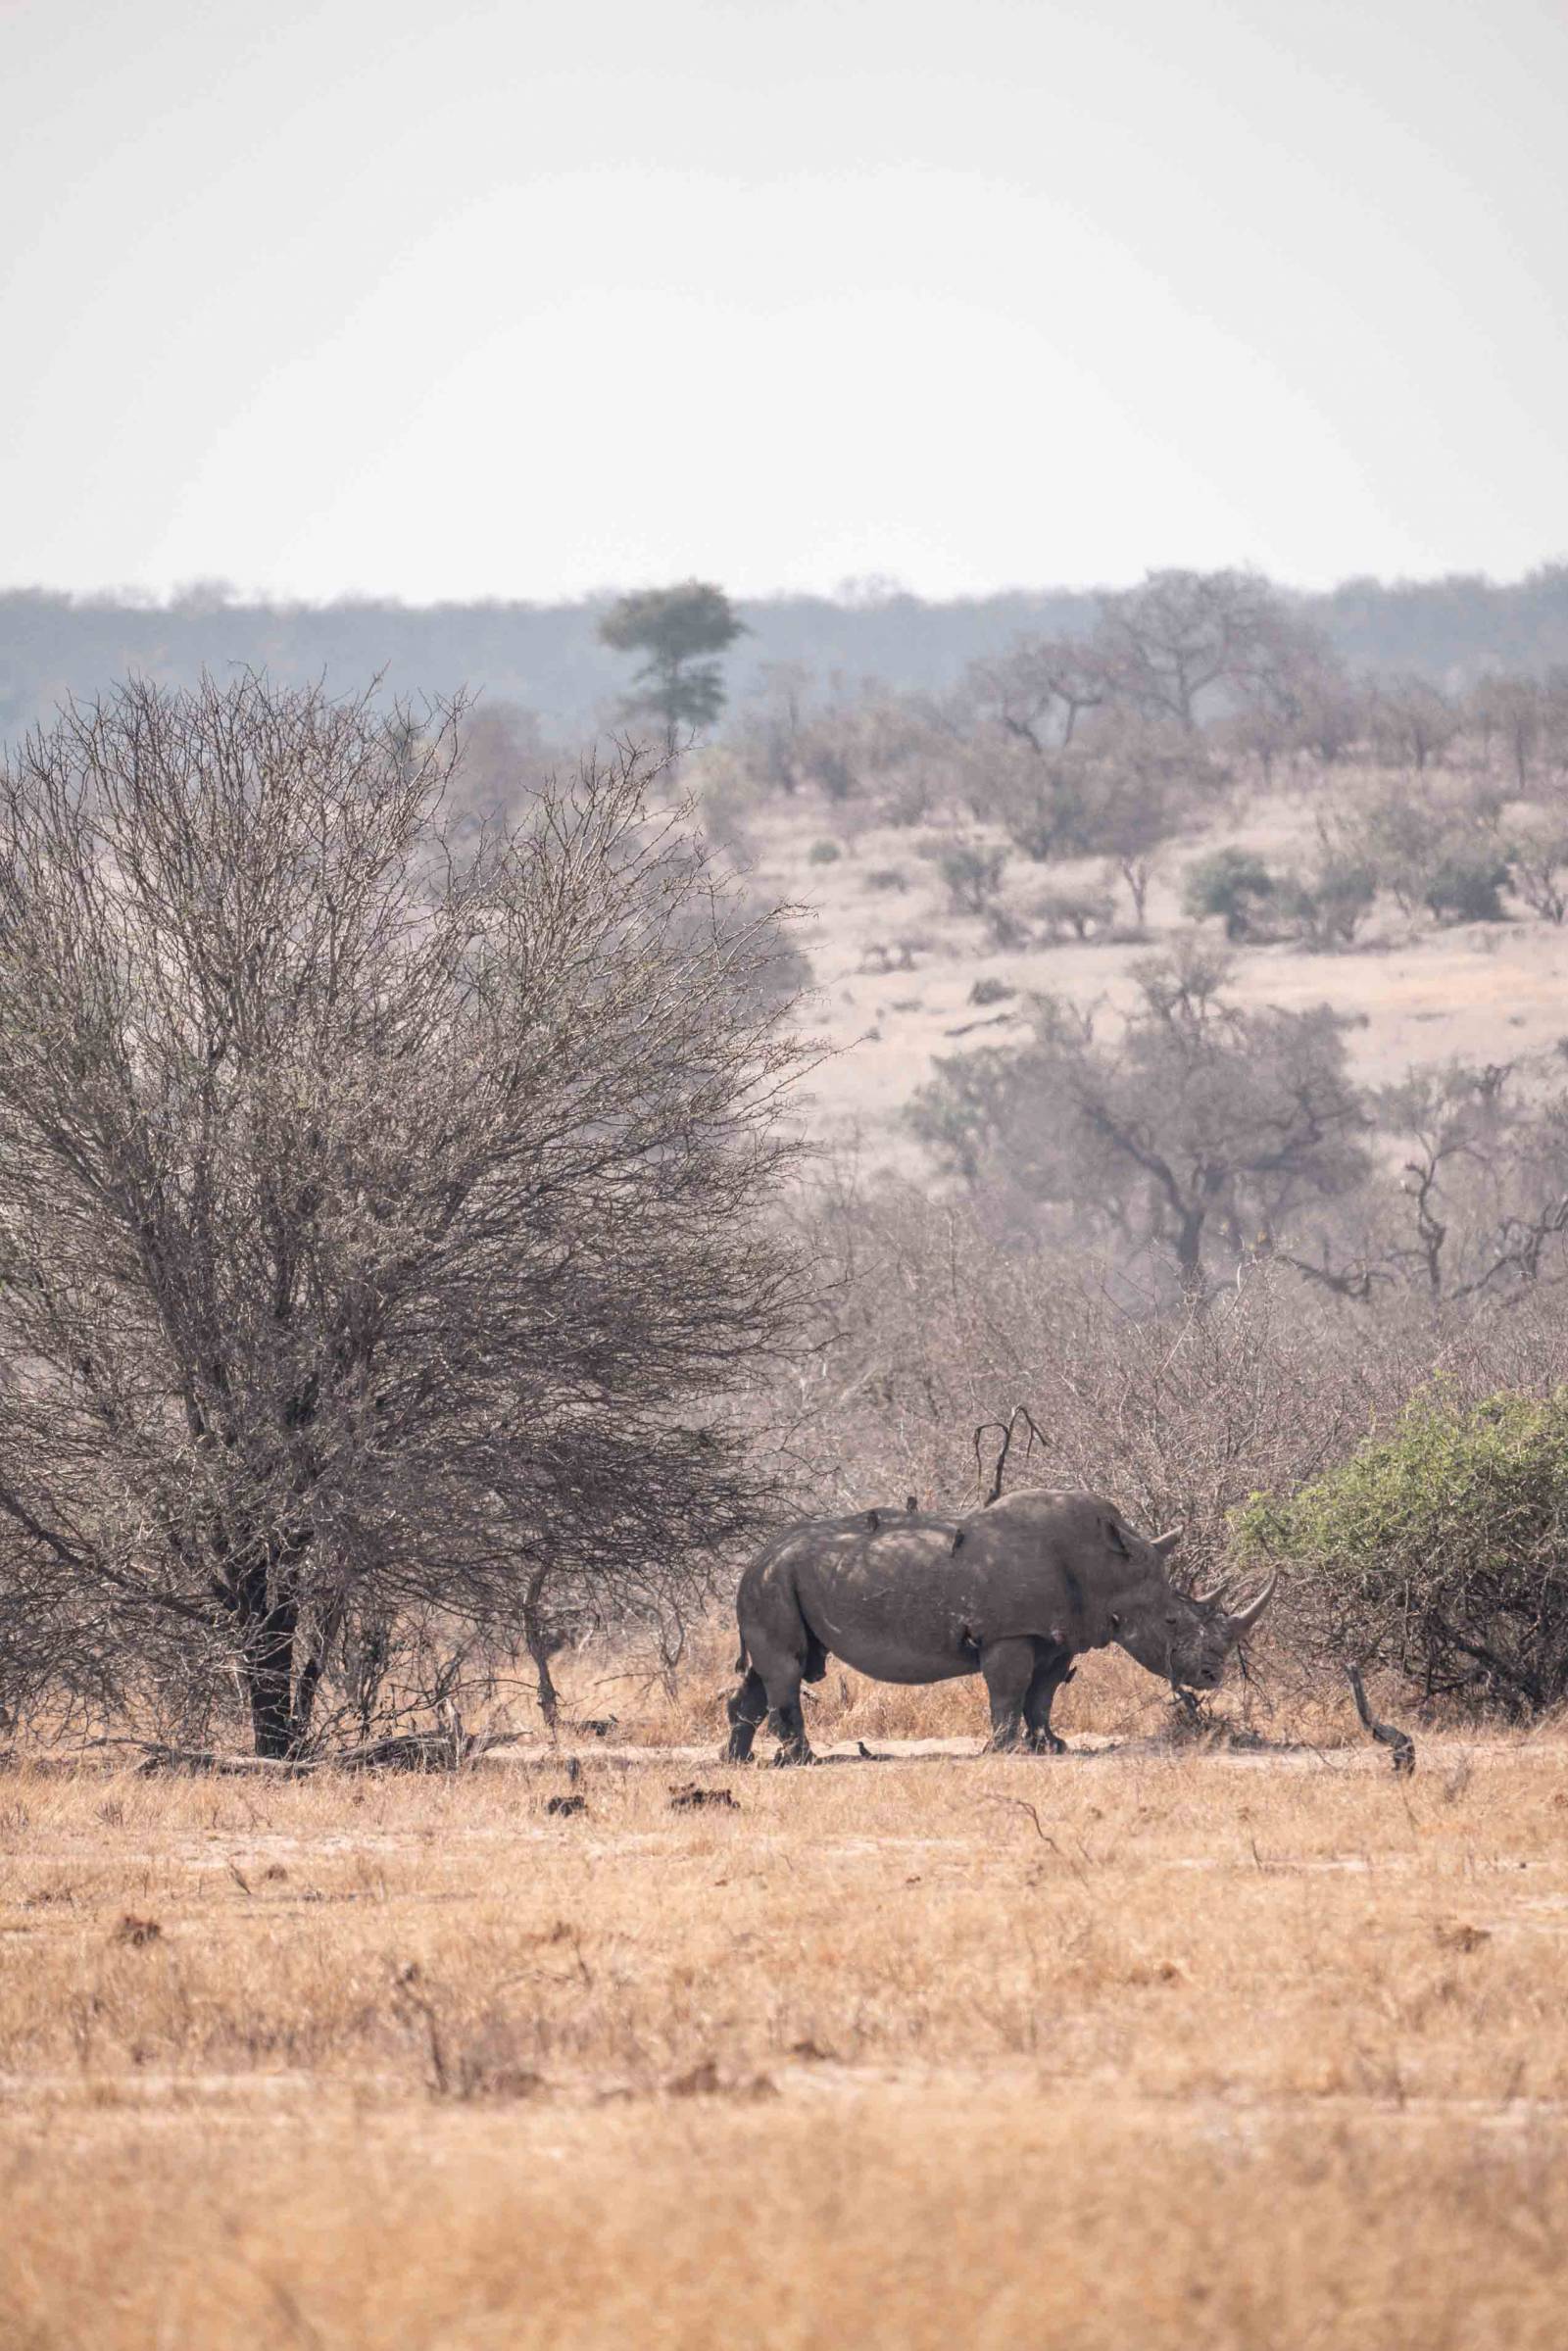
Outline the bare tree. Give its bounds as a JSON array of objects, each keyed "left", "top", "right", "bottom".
[
  {"left": 1076, "top": 710, "right": 1223, "bottom": 925},
  {"left": 1222, "top": 630, "right": 1358, "bottom": 783},
  {"left": 1093, "top": 569, "right": 1316, "bottom": 732},
  {"left": 962, "top": 636, "right": 1115, "bottom": 754},
  {"left": 0, "top": 676, "right": 813, "bottom": 1752},
  {"left": 961, "top": 699, "right": 1219, "bottom": 908},
  {"left": 1469, "top": 674, "right": 1544, "bottom": 793},
  {"left": 1284, "top": 1061, "right": 1568, "bottom": 1304},
  {"left": 1367, "top": 674, "right": 1462, "bottom": 773},
  {"left": 957, "top": 638, "right": 1120, "bottom": 858},
  {"left": 910, "top": 945, "right": 1369, "bottom": 1288}
]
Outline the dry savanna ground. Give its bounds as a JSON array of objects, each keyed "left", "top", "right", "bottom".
[{"left": 4, "top": 1650, "right": 1568, "bottom": 2350}]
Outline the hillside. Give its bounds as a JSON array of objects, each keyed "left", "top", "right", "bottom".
[{"left": 743, "top": 776, "right": 1568, "bottom": 1173}]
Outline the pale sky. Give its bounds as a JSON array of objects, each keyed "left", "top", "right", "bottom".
[{"left": 4, "top": 0, "right": 1566, "bottom": 603}]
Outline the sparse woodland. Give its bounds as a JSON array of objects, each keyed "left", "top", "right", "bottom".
[
  {"left": 6, "top": 603, "right": 1568, "bottom": 2351},
  {"left": 7, "top": 579, "right": 1568, "bottom": 1754},
  {"left": 698, "top": 569, "right": 1568, "bottom": 1725}
]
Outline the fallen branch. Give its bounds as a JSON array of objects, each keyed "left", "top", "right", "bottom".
[{"left": 1346, "top": 1665, "right": 1416, "bottom": 1775}]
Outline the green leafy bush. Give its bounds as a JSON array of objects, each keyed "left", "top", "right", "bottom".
[
  {"left": 1234, "top": 1386, "right": 1568, "bottom": 1712},
  {"left": 1425, "top": 853, "right": 1508, "bottom": 924},
  {"left": 1182, "top": 847, "right": 1275, "bottom": 940},
  {"left": 1277, "top": 858, "right": 1377, "bottom": 950}
]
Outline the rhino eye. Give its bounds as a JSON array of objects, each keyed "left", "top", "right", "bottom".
[{"left": 1108, "top": 1611, "right": 1122, "bottom": 1632}]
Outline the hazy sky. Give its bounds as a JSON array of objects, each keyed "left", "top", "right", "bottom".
[{"left": 4, "top": 0, "right": 1566, "bottom": 602}]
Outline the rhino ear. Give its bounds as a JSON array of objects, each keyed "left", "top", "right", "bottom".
[
  {"left": 1103, "top": 1518, "right": 1131, "bottom": 1559},
  {"left": 1152, "top": 1527, "right": 1183, "bottom": 1561}
]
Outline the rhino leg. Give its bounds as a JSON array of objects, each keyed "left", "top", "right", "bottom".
[
  {"left": 724, "top": 1667, "right": 769, "bottom": 1763},
  {"left": 981, "top": 1639, "right": 1038, "bottom": 1753},
  {"left": 1024, "top": 1647, "right": 1075, "bottom": 1755},
  {"left": 762, "top": 1674, "right": 812, "bottom": 1765},
  {"left": 768, "top": 1698, "right": 812, "bottom": 1765},
  {"left": 744, "top": 1633, "right": 815, "bottom": 1764}
]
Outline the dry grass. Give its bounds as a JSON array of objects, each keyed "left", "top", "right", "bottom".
[
  {"left": 4, "top": 1693, "right": 1568, "bottom": 2346},
  {"left": 554, "top": 1624, "right": 1361, "bottom": 1750}
]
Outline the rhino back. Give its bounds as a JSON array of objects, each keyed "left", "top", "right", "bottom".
[{"left": 782, "top": 1515, "right": 1085, "bottom": 1683}]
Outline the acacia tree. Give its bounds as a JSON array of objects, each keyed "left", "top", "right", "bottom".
[
  {"left": 599, "top": 580, "right": 748, "bottom": 748},
  {"left": 0, "top": 676, "right": 811, "bottom": 1752}
]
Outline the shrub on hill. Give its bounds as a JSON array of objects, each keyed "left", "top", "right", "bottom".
[
  {"left": 1425, "top": 852, "right": 1509, "bottom": 924},
  {"left": 923, "top": 840, "right": 1007, "bottom": 914},
  {"left": 1182, "top": 847, "right": 1276, "bottom": 940},
  {"left": 1276, "top": 857, "right": 1377, "bottom": 950}
]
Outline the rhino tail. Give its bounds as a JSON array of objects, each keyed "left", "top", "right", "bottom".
[
  {"left": 734, "top": 1640, "right": 749, "bottom": 1674},
  {"left": 803, "top": 1628, "right": 829, "bottom": 1684}
]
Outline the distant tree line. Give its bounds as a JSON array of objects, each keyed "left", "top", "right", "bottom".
[{"left": 5, "top": 561, "right": 1568, "bottom": 745}]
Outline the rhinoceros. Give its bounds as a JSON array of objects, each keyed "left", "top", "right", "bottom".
[{"left": 724, "top": 1487, "right": 1275, "bottom": 1763}]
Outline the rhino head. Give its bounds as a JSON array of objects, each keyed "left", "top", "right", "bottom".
[{"left": 1102, "top": 1523, "right": 1277, "bottom": 1690}]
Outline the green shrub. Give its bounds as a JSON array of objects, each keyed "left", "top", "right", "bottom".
[
  {"left": 921, "top": 840, "right": 1007, "bottom": 914},
  {"left": 1182, "top": 848, "right": 1275, "bottom": 940},
  {"left": 1277, "top": 858, "right": 1377, "bottom": 950},
  {"left": 1233, "top": 1386, "right": 1568, "bottom": 1712},
  {"left": 1425, "top": 854, "right": 1508, "bottom": 924}
]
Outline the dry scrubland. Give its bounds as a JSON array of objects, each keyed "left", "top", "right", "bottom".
[
  {"left": 5, "top": 1651, "right": 1568, "bottom": 2351},
  {"left": 10, "top": 686, "right": 1568, "bottom": 2347},
  {"left": 740, "top": 776, "right": 1568, "bottom": 1165}
]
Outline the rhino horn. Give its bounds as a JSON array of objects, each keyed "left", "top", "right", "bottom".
[
  {"left": 1227, "top": 1570, "right": 1278, "bottom": 1633},
  {"left": 1191, "top": 1575, "right": 1230, "bottom": 1607}
]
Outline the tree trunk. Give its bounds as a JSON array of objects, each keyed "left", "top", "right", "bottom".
[
  {"left": 523, "top": 1564, "right": 562, "bottom": 1734},
  {"left": 1175, "top": 1210, "right": 1206, "bottom": 1294},
  {"left": 242, "top": 1597, "right": 299, "bottom": 1759},
  {"left": 288, "top": 1601, "right": 343, "bottom": 1752}
]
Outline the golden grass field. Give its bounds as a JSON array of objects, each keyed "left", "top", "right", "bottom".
[{"left": 4, "top": 1648, "right": 1567, "bottom": 2350}]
